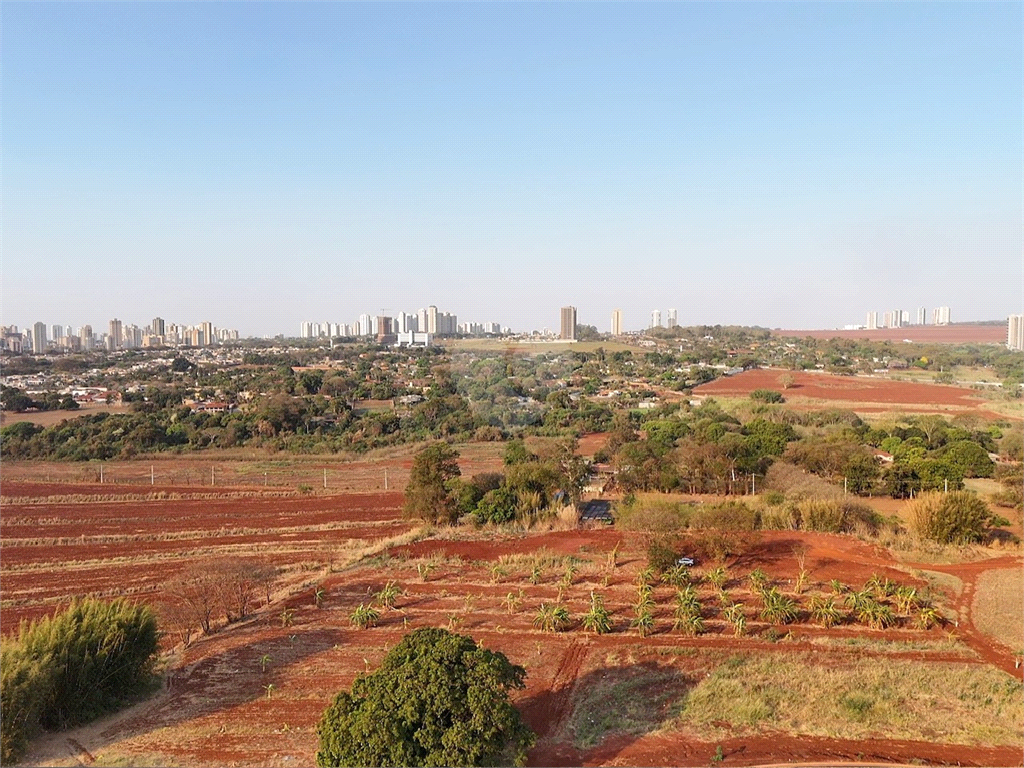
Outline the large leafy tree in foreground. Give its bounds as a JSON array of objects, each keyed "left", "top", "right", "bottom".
[
  {"left": 403, "top": 443, "right": 462, "bottom": 524},
  {"left": 316, "top": 628, "right": 534, "bottom": 767}
]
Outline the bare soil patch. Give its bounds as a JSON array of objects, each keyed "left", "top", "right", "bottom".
[{"left": 972, "top": 568, "right": 1024, "bottom": 654}]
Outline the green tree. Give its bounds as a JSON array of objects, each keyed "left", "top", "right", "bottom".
[
  {"left": 909, "top": 490, "right": 997, "bottom": 544},
  {"left": 403, "top": 443, "right": 462, "bottom": 524},
  {"left": 316, "top": 628, "right": 534, "bottom": 767}
]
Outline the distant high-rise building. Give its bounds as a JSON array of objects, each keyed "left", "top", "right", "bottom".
[
  {"left": 650, "top": 310, "right": 662, "bottom": 329},
  {"left": 932, "top": 306, "right": 951, "bottom": 325},
  {"left": 152, "top": 317, "right": 166, "bottom": 337},
  {"left": 667, "top": 309, "right": 678, "bottom": 328},
  {"left": 915, "top": 307, "right": 926, "bottom": 326},
  {"left": 427, "top": 306, "right": 439, "bottom": 335},
  {"left": 32, "top": 322, "right": 47, "bottom": 355},
  {"left": 201, "top": 322, "right": 214, "bottom": 346},
  {"left": 377, "top": 315, "right": 394, "bottom": 342},
  {"left": 560, "top": 306, "right": 577, "bottom": 340},
  {"left": 51, "top": 324, "right": 64, "bottom": 342},
  {"left": 109, "top": 318, "right": 123, "bottom": 349},
  {"left": 900, "top": 310, "right": 911, "bottom": 326},
  {"left": 1008, "top": 315, "right": 1024, "bottom": 351},
  {"left": 80, "top": 325, "right": 93, "bottom": 351},
  {"left": 358, "top": 314, "right": 372, "bottom": 337},
  {"left": 611, "top": 309, "right": 623, "bottom": 336},
  {"left": 866, "top": 312, "right": 878, "bottom": 330}
]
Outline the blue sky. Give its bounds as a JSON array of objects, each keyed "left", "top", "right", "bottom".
[{"left": 2, "top": 1, "right": 1021, "bottom": 336}]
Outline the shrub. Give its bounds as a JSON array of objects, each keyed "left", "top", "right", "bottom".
[
  {"left": 751, "top": 389, "right": 784, "bottom": 404},
  {"left": 316, "top": 628, "right": 534, "bottom": 767},
  {"left": 1, "top": 599, "right": 158, "bottom": 763},
  {"left": 909, "top": 491, "right": 997, "bottom": 544},
  {"left": 689, "top": 502, "right": 760, "bottom": 532},
  {"left": 647, "top": 538, "right": 680, "bottom": 574}
]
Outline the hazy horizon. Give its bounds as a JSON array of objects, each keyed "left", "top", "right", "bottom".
[{"left": 3, "top": 2, "right": 1022, "bottom": 337}]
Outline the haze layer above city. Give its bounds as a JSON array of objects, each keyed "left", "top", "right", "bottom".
[{"left": 2, "top": 2, "right": 1021, "bottom": 336}]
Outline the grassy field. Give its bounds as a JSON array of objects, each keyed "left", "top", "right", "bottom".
[
  {"left": 676, "top": 652, "right": 1023, "bottom": 744},
  {"left": 446, "top": 338, "right": 636, "bottom": 354},
  {"left": 972, "top": 568, "right": 1024, "bottom": 653}
]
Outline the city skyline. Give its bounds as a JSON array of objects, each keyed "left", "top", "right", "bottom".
[{"left": 2, "top": 3, "right": 1021, "bottom": 335}]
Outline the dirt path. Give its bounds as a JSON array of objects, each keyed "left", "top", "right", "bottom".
[{"left": 906, "top": 554, "right": 1024, "bottom": 679}]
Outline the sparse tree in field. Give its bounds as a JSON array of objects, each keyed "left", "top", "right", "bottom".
[
  {"left": 582, "top": 592, "right": 613, "bottom": 635},
  {"left": 167, "top": 568, "right": 221, "bottom": 635},
  {"left": 778, "top": 373, "right": 796, "bottom": 390},
  {"left": 808, "top": 596, "right": 842, "bottom": 628},
  {"left": 350, "top": 603, "right": 380, "bottom": 630},
  {"left": 315, "top": 628, "right": 535, "bottom": 767},
  {"left": 724, "top": 604, "right": 747, "bottom": 636},
  {"left": 374, "top": 581, "right": 402, "bottom": 611},
  {"left": 404, "top": 443, "right": 463, "bottom": 525},
  {"left": 533, "top": 603, "right": 570, "bottom": 633}
]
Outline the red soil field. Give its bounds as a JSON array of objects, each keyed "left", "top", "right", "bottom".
[
  {"left": 694, "top": 368, "right": 991, "bottom": 410},
  {"left": 773, "top": 323, "right": 1008, "bottom": 344},
  {"left": 5, "top": 479, "right": 1022, "bottom": 767}
]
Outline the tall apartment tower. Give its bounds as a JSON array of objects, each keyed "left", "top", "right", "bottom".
[
  {"left": 916, "top": 307, "right": 927, "bottom": 326},
  {"left": 560, "top": 306, "right": 577, "bottom": 340},
  {"left": 152, "top": 317, "right": 166, "bottom": 337},
  {"left": 650, "top": 310, "right": 662, "bottom": 329},
  {"left": 667, "top": 309, "right": 678, "bottom": 328},
  {"left": 1007, "top": 315, "right": 1024, "bottom": 351},
  {"left": 108, "top": 318, "right": 123, "bottom": 349},
  {"left": 427, "top": 306, "right": 439, "bottom": 335},
  {"left": 866, "top": 312, "right": 878, "bottom": 330},
  {"left": 32, "top": 322, "right": 47, "bottom": 355},
  {"left": 932, "top": 306, "right": 951, "bottom": 325},
  {"left": 611, "top": 309, "right": 623, "bottom": 336},
  {"left": 80, "top": 325, "right": 93, "bottom": 351}
]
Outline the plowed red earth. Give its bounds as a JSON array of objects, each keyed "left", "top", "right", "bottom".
[
  {"left": 6, "top": 480, "right": 1022, "bottom": 767},
  {"left": 694, "top": 369, "right": 990, "bottom": 410},
  {"left": 773, "top": 324, "right": 1008, "bottom": 344}
]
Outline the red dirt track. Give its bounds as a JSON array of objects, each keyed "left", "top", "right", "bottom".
[{"left": 694, "top": 368, "right": 992, "bottom": 411}]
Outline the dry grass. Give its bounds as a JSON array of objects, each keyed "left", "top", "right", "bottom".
[
  {"left": 676, "top": 653, "right": 1023, "bottom": 745},
  {"left": 972, "top": 568, "right": 1024, "bottom": 653}
]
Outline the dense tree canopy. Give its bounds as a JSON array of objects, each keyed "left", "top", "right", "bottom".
[{"left": 316, "top": 628, "right": 534, "bottom": 767}]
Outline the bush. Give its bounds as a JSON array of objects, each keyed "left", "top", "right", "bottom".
[
  {"left": 689, "top": 502, "right": 760, "bottom": 532},
  {"left": 316, "top": 628, "right": 534, "bottom": 767},
  {"left": 908, "top": 491, "right": 997, "bottom": 544},
  {"left": 1, "top": 599, "right": 159, "bottom": 763},
  {"left": 647, "top": 537, "right": 680, "bottom": 573},
  {"left": 751, "top": 389, "right": 784, "bottom": 404}
]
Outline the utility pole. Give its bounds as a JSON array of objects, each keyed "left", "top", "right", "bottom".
[
  {"left": 211, "top": 466, "right": 215, "bottom": 486},
  {"left": 751, "top": 473, "right": 756, "bottom": 495},
  {"left": 944, "top": 478, "right": 948, "bottom": 493},
  {"left": 100, "top": 465, "right": 104, "bottom": 484},
  {"left": 264, "top": 471, "right": 268, "bottom": 487},
  {"left": 151, "top": 465, "right": 155, "bottom": 485},
  {"left": 384, "top": 469, "right": 389, "bottom": 490},
  {"left": 844, "top": 477, "right": 847, "bottom": 495},
  {"left": 323, "top": 468, "right": 327, "bottom": 489}
]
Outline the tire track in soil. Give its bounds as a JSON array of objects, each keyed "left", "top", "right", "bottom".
[{"left": 542, "top": 640, "right": 590, "bottom": 739}]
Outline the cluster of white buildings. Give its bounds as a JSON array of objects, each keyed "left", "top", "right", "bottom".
[
  {"left": 300, "top": 306, "right": 505, "bottom": 342},
  {"left": 863, "top": 306, "right": 950, "bottom": 330},
  {"left": 1, "top": 318, "right": 239, "bottom": 354},
  {"left": 649, "top": 308, "right": 678, "bottom": 330}
]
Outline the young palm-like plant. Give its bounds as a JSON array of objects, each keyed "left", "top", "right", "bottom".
[
  {"left": 636, "top": 566, "right": 656, "bottom": 587},
  {"left": 374, "top": 581, "right": 403, "bottom": 610},
  {"left": 747, "top": 568, "right": 769, "bottom": 594},
  {"left": 724, "top": 603, "right": 747, "bottom": 637},
  {"left": 258, "top": 653, "right": 272, "bottom": 673},
  {"left": 917, "top": 605, "right": 942, "bottom": 629},
  {"left": 636, "top": 583, "right": 655, "bottom": 611},
  {"left": 808, "top": 595, "right": 842, "bottom": 628},
  {"left": 673, "top": 588, "right": 704, "bottom": 636},
  {"left": 759, "top": 587, "right": 798, "bottom": 625},
  {"left": 417, "top": 562, "right": 436, "bottom": 582},
  {"left": 534, "top": 602, "right": 570, "bottom": 632},
  {"left": 280, "top": 608, "right": 295, "bottom": 627},
  {"left": 630, "top": 606, "right": 655, "bottom": 637},
  {"left": 856, "top": 598, "right": 895, "bottom": 630},
  {"left": 503, "top": 589, "right": 524, "bottom": 615},
  {"left": 582, "top": 592, "right": 613, "bottom": 635},
  {"left": 490, "top": 563, "right": 508, "bottom": 584},
  {"left": 830, "top": 579, "right": 846, "bottom": 595},
  {"left": 706, "top": 566, "right": 728, "bottom": 590},
  {"left": 530, "top": 563, "right": 543, "bottom": 585},
  {"left": 794, "top": 569, "right": 809, "bottom": 595},
  {"left": 662, "top": 565, "right": 690, "bottom": 588},
  {"left": 313, "top": 586, "right": 326, "bottom": 608},
  {"left": 894, "top": 586, "right": 919, "bottom": 614},
  {"left": 349, "top": 602, "right": 380, "bottom": 629},
  {"left": 560, "top": 562, "right": 579, "bottom": 589}
]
